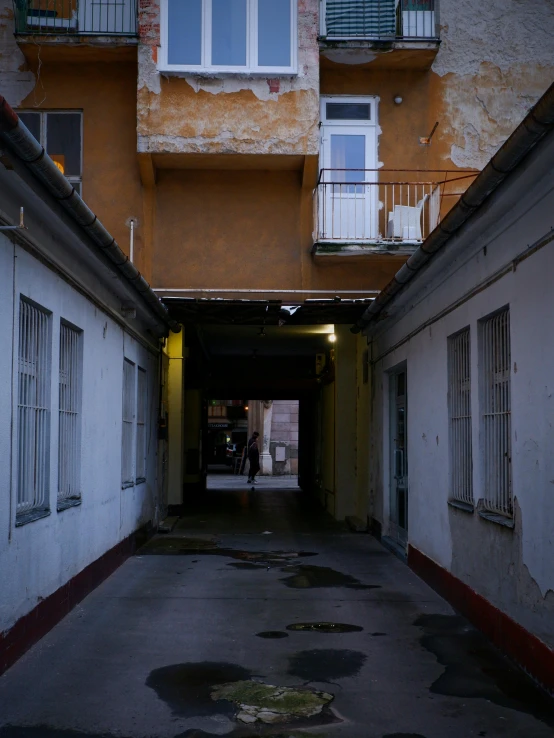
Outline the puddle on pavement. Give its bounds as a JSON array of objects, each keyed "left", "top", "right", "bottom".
[
  {"left": 146, "top": 662, "right": 254, "bottom": 717},
  {"left": 371, "top": 632, "right": 387, "bottom": 637},
  {"left": 279, "top": 564, "right": 380, "bottom": 590},
  {"left": 257, "top": 631, "right": 290, "bottom": 639},
  {"left": 139, "top": 537, "right": 317, "bottom": 568},
  {"left": 147, "top": 663, "right": 340, "bottom": 733},
  {"left": 177, "top": 730, "right": 329, "bottom": 737},
  {"left": 288, "top": 648, "right": 367, "bottom": 682},
  {"left": 287, "top": 622, "right": 363, "bottom": 634},
  {"left": 415, "top": 614, "right": 554, "bottom": 727}
]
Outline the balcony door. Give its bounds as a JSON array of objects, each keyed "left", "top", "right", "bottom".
[{"left": 320, "top": 96, "right": 378, "bottom": 241}]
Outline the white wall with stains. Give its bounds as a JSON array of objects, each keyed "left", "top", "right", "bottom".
[
  {"left": 366, "top": 123, "right": 554, "bottom": 648},
  {"left": 0, "top": 232, "right": 159, "bottom": 635}
]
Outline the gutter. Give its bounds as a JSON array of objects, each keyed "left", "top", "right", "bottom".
[
  {"left": 352, "top": 81, "right": 554, "bottom": 334},
  {"left": 0, "top": 95, "right": 180, "bottom": 335}
]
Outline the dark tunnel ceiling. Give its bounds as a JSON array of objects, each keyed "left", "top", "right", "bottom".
[{"left": 165, "top": 297, "right": 372, "bottom": 326}]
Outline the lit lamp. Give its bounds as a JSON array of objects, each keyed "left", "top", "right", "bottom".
[
  {"left": 51, "top": 154, "right": 65, "bottom": 174},
  {"left": 328, "top": 333, "right": 336, "bottom": 343}
]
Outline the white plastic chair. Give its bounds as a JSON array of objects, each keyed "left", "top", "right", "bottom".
[{"left": 387, "top": 193, "right": 429, "bottom": 241}]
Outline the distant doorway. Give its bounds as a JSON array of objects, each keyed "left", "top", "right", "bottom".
[{"left": 206, "top": 399, "right": 248, "bottom": 474}]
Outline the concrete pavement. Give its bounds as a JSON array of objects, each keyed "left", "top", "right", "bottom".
[{"left": 0, "top": 480, "right": 553, "bottom": 737}]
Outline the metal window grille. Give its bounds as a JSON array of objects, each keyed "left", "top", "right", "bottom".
[
  {"left": 122, "top": 358, "right": 135, "bottom": 487},
  {"left": 448, "top": 328, "right": 473, "bottom": 505},
  {"left": 58, "top": 323, "right": 82, "bottom": 507},
  {"left": 136, "top": 367, "right": 147, "bottom": 482},
  {"left": 17, "top": 299, "right": 51, "bottom": 519},
  {"left": 481, "top": 309, "right": 512, "bottom": 517}
]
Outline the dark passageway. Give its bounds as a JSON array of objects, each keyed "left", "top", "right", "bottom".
[{"left": 0, "top": 481, "right": 553, "bottom": 738}]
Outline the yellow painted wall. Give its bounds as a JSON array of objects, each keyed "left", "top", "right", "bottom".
[{"left": 19, "top": 62, "right": 144, "bottom": 262}]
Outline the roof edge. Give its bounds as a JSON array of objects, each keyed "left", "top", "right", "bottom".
[{"left": 0, "top": 95, "right": 180, "bottom": 336}]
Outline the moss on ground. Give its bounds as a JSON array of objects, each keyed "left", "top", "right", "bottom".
[{"left": 211, "top": 680, "right": 333, "bottom": 724}]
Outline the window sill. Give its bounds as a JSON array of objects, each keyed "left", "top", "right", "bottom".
[
  {"left": 157, "top": 66, "right": 298, "bottom": 78},
  {"left": 122, "top": 481, "right": 135, "bottom": 490},
  {"left": 478, "top": 510, "right": 515, "bottom": 529},
  {"left": 16, "top": 508, "right": 51, "bottom": 527},
  {"left": 57, "top": 497, "right": 82, "bottom": 512},
  {"left": 448, "top": 500, "right": 474, "bottom": 514}
]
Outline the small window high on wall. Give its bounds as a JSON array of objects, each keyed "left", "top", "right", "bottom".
[
  {"left": 17, "top": 111, "right": 83, "bottom": 196},
  {"left": 160, "top": 0, "right": 297, "bottom": 74}
]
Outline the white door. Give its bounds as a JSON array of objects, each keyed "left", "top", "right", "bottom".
[
  {"left": 79, "top": 0, "right": 135, "bottom": 33},
  {"left": 320, "top": 97, "right": 378, "bottom": 241}
]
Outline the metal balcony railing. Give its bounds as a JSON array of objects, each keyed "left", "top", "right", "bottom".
[
  {"left": 13, "top": 0, "right": 137, "bottom": 35},
  {"left": 315, "top": 170, "right": 478, "bottom": 244},
  {"left": 321, "top": 0, "right": 438, "bottom": 40}
]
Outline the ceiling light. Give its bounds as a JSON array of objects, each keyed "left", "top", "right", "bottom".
[{"left": 328, "top": 333, "right": 336, "bottom": 343}]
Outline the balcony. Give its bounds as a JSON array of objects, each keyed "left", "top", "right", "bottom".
[
  {"left": 313, "top": 169, "right": 479, "bottom": 258},
  {"left": 319, "top": 0, "right": 440, "bottom": 70},
  {"left": 13, "top": 0, "right": 137, "bottom": 35}
]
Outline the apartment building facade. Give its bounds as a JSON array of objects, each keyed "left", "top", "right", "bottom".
[{"left": 2, "top": 0, "right": 553, "bottom": 510}]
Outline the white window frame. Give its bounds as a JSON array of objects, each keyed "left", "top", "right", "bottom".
[
  {"left": 58, "top": 320, "right": 83, "bottom": 511},
  {"left": 16, "top": 297, "right": 52, "bottom": 526},
  {"left": 159, "top": 0, "right": 298, "bottom": 75},
  {"left": 135, "top": 367, "right": 147, "bottom": 483},
  {"left": 16, "top": 110, "right": 83, "bottom": 196},
  {"left": 447, "top": 327, "right": 473, "bottom": 508}
]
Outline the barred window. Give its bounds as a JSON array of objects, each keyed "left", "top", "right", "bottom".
[
  {"left": 448, "top": 328, "right": 473, "bottom": 507},
  {"left": 122, "top": 359, "right": 135, "bottom": 488},
  {"left": 480, "top": 309, "right": 512, "bottom": 518},
  {"left": 58, "top": 322, "right": 83, "bottom": 510},
  {"left": 136, "top": 367, "right": 147, "bottom": 482},
  {"left": 17, "top": 299, "right": 51, "bottom": 525}
]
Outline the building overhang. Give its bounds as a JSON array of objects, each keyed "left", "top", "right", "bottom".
[{"left": 319, "top": 40, "right": 440, "bottom": 71}]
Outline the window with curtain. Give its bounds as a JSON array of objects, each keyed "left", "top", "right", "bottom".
[
  {"left": 324, "top": 0, "right": 396, "bottom": 38},
  {"left": 162, "top": 0, "right": 296, "bottom": 73}
]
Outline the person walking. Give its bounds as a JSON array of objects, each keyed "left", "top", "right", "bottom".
[{"left": 247, "top": 431, "right": 260, "bottom": 484}]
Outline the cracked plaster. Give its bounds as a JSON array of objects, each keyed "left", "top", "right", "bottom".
[{"left": 432, "top": 0, "right": 554, "bottom": 170}]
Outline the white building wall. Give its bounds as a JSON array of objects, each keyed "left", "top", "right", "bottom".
[
  {"left": 0, "top": 236, "right": 159, "bottom": 635},
  {"left": 368, "top": 133, "right": 554, "bottom": 648}
]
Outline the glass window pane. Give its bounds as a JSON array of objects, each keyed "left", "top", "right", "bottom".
[
  {"left": 46, "top": 113, "right": 81, "bottom": 177},
  {"left": 168, "top": 0, "right": 202, "bottom": 65},
  {"left": 212, "top": 0, "right": 247, "bottom": 67},
  {"left": 326, "top": 102, "right": 371, "bottom": 120},
  {"left": 18, "top": 112, "right": 41, "bottom": 142},
  {"left": 258, "top": 0, "right": 291, "bottom": 67},
  {"left": 331, "top": 134, "right": 365, "bottom": 190}
]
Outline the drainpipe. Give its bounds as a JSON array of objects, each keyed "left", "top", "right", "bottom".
[
  {"left": 352, "top": 81, "right": 554, "bottom": 333},
  {"left": 0, "top": 95, "right": 180, "bottom": 335}
]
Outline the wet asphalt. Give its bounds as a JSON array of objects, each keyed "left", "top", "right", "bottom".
[{"left": 0, "top": 475, "right": 553, "bottom": 738}]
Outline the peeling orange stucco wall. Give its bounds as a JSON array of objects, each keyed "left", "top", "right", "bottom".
[
  {"left": 137, "top": 0, "right": 320, "bottom": 156},
  {"left": 16, "top": 61, "right": 144, "bottom": 261}
]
